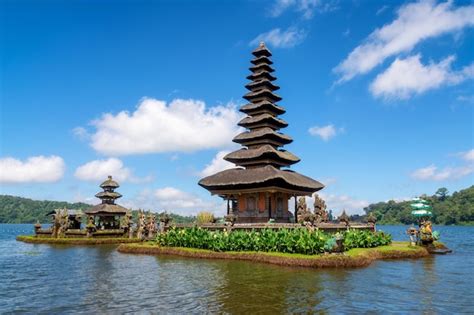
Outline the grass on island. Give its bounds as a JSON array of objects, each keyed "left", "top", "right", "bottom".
[
  {"left": 117, "top": 241, "right": 429, "bottom": 268},
  {"left": 16, "top": 235, "right": 143, "bottom": 245}
]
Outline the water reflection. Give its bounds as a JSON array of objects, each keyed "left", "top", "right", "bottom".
[{"left": 1, "top": 224, "right": 473, "bottom": 314}]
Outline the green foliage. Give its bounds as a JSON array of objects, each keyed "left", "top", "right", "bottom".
[
  {"left": 0, "top": 195, "right": 196, "bottom": 224},
  {"left": 0, "top": 195, "right": 90, "bottom": 224},
  {"left": 196, "top": 211, "right": 215, "bottom": 224},
  {"left": 343, "top": 230, "right": 392, "bottom": 250},
  {"left": 363, "top": 186, "right": 474, "bottom": 225},
  {"left": 156, "top": 227, "right": 390, "bottom": 255}
]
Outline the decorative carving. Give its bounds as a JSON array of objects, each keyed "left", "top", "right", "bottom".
[
  {"left": 136, "top": 210, "right": 146, "bottom": 239},
  {"left": 313, "top": 193, "right": 328, "bottom": 223},
  {"left": 338, "top": 210, "right": 350, "bottom": 227}
]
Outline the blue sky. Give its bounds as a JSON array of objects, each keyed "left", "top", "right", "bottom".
[{"left": 1, "top": 0, "right": 473, "bottom": 215}]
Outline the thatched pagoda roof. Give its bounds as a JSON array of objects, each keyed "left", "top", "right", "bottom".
[
  {"left": 252, "top": 42, "right": 272, "bottom": 57},
  {"left": 100, "top": 175, "right": 120, "bottom": 189},
  {"left": 245, "top": 79, "right": 280, "bottom": 91},
  {"left": 239, "top": 101, "right": 286, "bottom": 115},
  {"left": 243, "top": 88, "right": 282, "bottom": 102},
  {"left": 249, "top": 63, "right": 275, "bottom": 73},
  {"left": 233, "top": 127, "right": 292, "bottom": 146},
  {"left": 251, "top": 56, "right": 273, "bottom": 65},
  {"left": 95, "top": 191, "right": 122, "bottom": 199},
  {"left": 224, "top": 145, "right": 300, "bottom": 167},
  {"left": 199, "top": 165, "right": 323, "bottom": 195},
  {"left": 238, "top": 113, "right": 288, "bottom": 129},
  {"left": 85, "top": 203, "right": 128, "bottom": 215},
  {"left": 246, "top": 71, "right": 277, "bottom": 82}
]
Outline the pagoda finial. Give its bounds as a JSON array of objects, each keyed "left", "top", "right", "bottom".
[{"left": 259, "top": 41, "right": 265, "bottom": 47}]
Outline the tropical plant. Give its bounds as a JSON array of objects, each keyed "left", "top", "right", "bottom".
[{"left": 196, "top": 211, "right": 215, "bottom": 224}]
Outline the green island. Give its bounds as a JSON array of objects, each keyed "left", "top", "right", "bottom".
[{"left": 117, "top": 241, "right": 431, "bottom": 268}]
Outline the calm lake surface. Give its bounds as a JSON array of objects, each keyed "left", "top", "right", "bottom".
[{"left": 1, "top": 225, "right": 473, "bottom": 314}]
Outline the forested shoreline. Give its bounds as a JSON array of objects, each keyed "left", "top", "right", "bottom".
[{"left": 1, "top": 185, "right": 473, "bottom": 225}]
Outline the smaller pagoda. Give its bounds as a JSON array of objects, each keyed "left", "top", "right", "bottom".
[{"left": 85, "top": 176, "right": 128, "bottom": 229}]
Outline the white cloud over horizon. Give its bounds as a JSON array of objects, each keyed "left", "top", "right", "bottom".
[
  {"left": 250, "top": 27, "right": 307, "bottom": 49},
  {"left": 334, "top": 0, "right": 474, "bottom": 83},
  {"left": 370, "top": 54, "right": 474, "bottom": 99},
  {"left": 122, "top": 187, "right": 225, "bottom": 216},
  {"left": 411, "top": 164, "right": 473, "bottom": 181},
  {"left": 200, "top": 150, "right": 236, "bottom": 177},
  {"left": 86, "top": 98, "right": 242, "bottom": 156},
  {"left": 0, "top": 155, "right": 65, "bottom": 184},
  {"left": 74, "top": 158, "right": 152, "bottom": 183},
  {"left": 308, "top": 124, "right": 343, "bottom": 141},
  {"left": 459, "top": 149, "right": 474, "bottom": 162}
]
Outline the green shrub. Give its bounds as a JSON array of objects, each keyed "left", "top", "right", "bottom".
[
  {"left": 196, "top": 211, "right": 215, "bottom": 224},
  {"left": 343, "top": 229, "right": 392, "bottom": 250},
  {"left": 156, "top": 228, "right": 391, "bottom": 255}
]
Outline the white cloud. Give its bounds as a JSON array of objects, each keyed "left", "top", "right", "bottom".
[
  {"left": 123, "top": 187, "right": 225, "bottom": 216},
  {"left": 88, "top": 98, "right": 242, "bottom": 156},
  {"left": 270, "top": 0, "right": 338, "bottom": 19},
  {"left": 0, "top": 155, "right": 65, "bottom": 184},
  {"left": 72, "top": 126, "right": 90, "bottom": 141},
  {"left": 308, "top": 124, "right": 343, "bottom": 141},
  {"left": 200, "top": 150, "right": 236, "bottom": 177},
  {"left": 74, "top": 158, "right": 151, "bottom": 183},
  {"left": 411, "top": 164, "right": 473, "bottom": 181},
  {"left": 376, "top": 5, "right": 389, "bottom": 16},
  {"left": 370, "top": 54, "right": 474, "bottom": 99},
  {"left": 250, "top": 27, "right": 307, "bottom": 49},
  {"left": 318, "top": 192, "right": 369, "bottom": 215},
  {"left": 334, "top": 0, "right": 474, "bottom": 83},
  {"left": 459, "top": 149, "right": 474, "bottom": 161}
]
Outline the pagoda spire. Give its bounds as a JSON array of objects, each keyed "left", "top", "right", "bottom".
[
  {"left": 223, "top": 42, "right": 300, "bottom": 169},
  {"left": 95, "top": 175, "right": 122, "bottom": 205}
]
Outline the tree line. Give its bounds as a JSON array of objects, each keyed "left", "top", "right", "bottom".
[
  {"left": 0, "top": 195, "right": 195, "bottom": 224},
  {"left": 357, "top": 186, "right": 474, "bottom": 225}
]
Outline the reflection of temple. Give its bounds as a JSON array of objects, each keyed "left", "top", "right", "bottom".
[
  {"left": 199, "top": 42, "right": 324, "bottom": 223},
  {"left": 85, "top": 176, "right": 128, "bottom": 229}
]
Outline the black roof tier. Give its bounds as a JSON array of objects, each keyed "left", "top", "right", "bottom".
[
  {"left": 246, "top": 71, "right": 277, "bottom": 81},
  {"left": 243, "top": 89, "right": 282, "bottom": 102},
  {"left": 252, "top": 42, "right": 272, "bottom": 57},
  {"left": 224, "top": 145, "right": 300, "bottom": 167},
  {"left": 95, "top": 191, "right": 122, "bottom": 199},
  {"left": 233, "top": 127, "right": 292, "bottom": 147},
  {"left": 100, "top": 175, "right": 120, "bottom": 189},
  {"left": 251, "top": 56, "right": 273, "bottom": 65},
  {"left": 239, "top": 101, "right": 286, "bottom": 115},
  {"left": 199, "top": 165, "right": 324, "bottom": 195},
  {"left": 238, "top": 113, "right": 288, "bottom": 130},
  {"left": 249, "top": 63, "right": 275, "bottom": 73},
  {"left": 245, "top": 79, "right": 280, "bottom": 92}
]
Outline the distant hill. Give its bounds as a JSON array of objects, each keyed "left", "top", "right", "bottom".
[
  {"left": 360, "top": 186, "right": 474, "bottom": 225},
  {"left": 0, "top": 195, "right": 195, "bottom": 224}
]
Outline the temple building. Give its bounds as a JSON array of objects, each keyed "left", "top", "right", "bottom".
[
  {"left": 85, "top": 176, "right": 128, "bottom": 229},
  {"left": 199, "top": 42, "right": 324, "bottom": 223}
]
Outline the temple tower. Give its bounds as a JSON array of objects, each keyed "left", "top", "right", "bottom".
[{"left": 199, "top": 42, "right": 324, "bottom": 223}]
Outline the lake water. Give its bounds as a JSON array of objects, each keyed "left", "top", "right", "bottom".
[{"left": 0, "top": 224, "right": 473, "bottom": 314}]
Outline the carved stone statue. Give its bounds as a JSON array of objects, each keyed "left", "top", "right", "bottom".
[
  {"left": 147, "top": 213, "right": 156, "bottom": 238},
  {"left": 136, "top": 210, "right": 145, "bottom": 240},
  {"left": 313, "top": 193, "right": 328, "bottom": 223},
  {"left": 338, "top": 210, "right": 350, "bottom": 227},
  {"left": 86, "top": 215, "right": 96, "bottom": 237}
]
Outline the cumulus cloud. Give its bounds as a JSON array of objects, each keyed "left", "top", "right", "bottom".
[
  {"left": 459, "top": 149, "right": 474, "bottom": 161},
  {"left": 72, "top": 126, "right": 90, "bottom": 141},
  {"left": 123, "top": 187, "right": 225, "bottom": 216},
  {"left": 250, "top": 27, "right": 307, "bottom": 49},
  {"left": 308, "top": 124, "right": 343, "bottom": 141},
  {"left": 270, "top": 0, "right": 338, "bottom": 19},
  {"left": 200, "top": 150, "right": 236, "bottom": 177},
  {"left": 334, "top": 0, "right": 474, "bottom": 83},
  {"left": 320, "top": 193, "right": 370, "bottom": 215},
  {"left": 370, "top": 54, "right": 474, "bottom": 99},
  {"left": 0, "top": 155, "right": 65, "bottom": 184},
  {"left": 88, "top": 98, "right": 242, "bottom": 156},
  {"left": 74, "top": 158, "right": 152, "bottom": 183},
  {"left": 411, "top": 164, "right": 473, "bottom": 181}
]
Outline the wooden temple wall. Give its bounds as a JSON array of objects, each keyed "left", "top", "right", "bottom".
[{"left": 236, "top": 192, "right": 291, "bottom": 222}]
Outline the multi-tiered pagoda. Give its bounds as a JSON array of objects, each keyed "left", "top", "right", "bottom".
[
  {"left": 199, "top": 42, "right": 324, "bottom": 223},
  {"left": 85, "top": 175, "right": 128, "bottom": 229}
]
